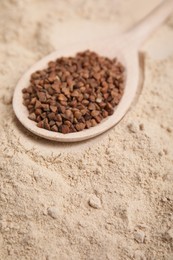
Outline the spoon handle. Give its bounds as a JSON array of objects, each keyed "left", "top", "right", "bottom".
[{"left": 127, "top": 0, "right": 173, "bottom": 48}]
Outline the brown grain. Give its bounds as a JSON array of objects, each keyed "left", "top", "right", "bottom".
[{"left": 23, "top": 50, "right": 125, "bottom": 134}]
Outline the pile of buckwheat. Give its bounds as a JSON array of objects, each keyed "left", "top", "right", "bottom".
[{"left": 22, "top": 50, "right": 125, "bottom": 134}]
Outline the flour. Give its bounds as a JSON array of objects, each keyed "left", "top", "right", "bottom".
[{"left": 0, "top": 0, "right": 173, "bottom": 259}]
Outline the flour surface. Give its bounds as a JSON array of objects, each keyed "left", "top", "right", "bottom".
[{"left": 0, "top": 1, "right": 173, "bottom": 259}]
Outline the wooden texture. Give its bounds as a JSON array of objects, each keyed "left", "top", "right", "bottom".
[{"left": 13, "top": 0, "right": 173, "bottom": 142}]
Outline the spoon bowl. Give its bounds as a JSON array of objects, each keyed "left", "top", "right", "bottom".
[
  {"left": 13, "top": 38, "right": 140, "bottom": 142},
  {"left": 13, "top": 0, "right": 173, "bottom": 142}
]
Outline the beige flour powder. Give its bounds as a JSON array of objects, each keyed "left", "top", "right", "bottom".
[{"left": 0, "top": 0, "right": 173, "bottom": 260}]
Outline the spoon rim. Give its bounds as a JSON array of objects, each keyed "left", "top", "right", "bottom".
[{"left": 13, "top": 47, "right": 139, "bottom": 142}]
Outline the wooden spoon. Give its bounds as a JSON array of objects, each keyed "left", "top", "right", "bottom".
[{"left": 13, "top": 0, "right": 173, "bottom": 142}]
